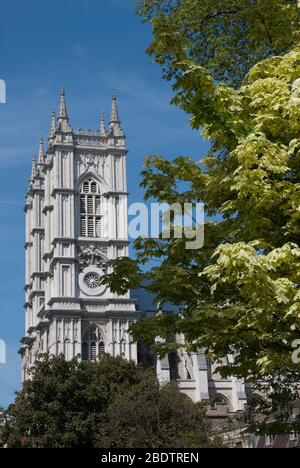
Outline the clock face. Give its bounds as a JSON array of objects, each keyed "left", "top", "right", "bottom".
[{"left": 79, "top": 266, "right": 107, "bottom": 296}]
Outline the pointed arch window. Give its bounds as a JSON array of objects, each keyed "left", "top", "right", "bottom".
[
  {"left": 80, "top": 178, "right": 102, "bottom": 238},
  {"left": 211, "top": 394, "right": 231, "bottom": 412},
  {"left": 82, "top": 325, "right": 105, "bottom": 362}
]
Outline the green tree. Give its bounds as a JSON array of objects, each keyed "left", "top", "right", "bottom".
[
  {"left": 2, "top": 355, "right": 214, "bottom": 448},
  {"left": 0, "top": 406, "right": 6, "bottom": 448},
  {"left": 2, "top": 355, "right": 146, "bottom": 448},
  {"left": 136, "top": 0, "right": 299, "bottom": 86},
  {"left": 104, "top": 4, "right": 300, "bottom": 433},
  {"left": 98, "top": 374, "right": 216, "bottom": 448}
]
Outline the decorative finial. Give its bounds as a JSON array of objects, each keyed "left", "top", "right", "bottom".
[
  {"left": 50, "top": 110, "right": 56, "bottom": 137},
  {"left": 100, "top": 110, "right": 106, "bottom": 136},
  {"left": 110, "top": 89, "right": 120, "bottom": 124},
  {"left": 58, "top": 88, "right": 68, "bottom": 120},
  {"left": 109, "top": 90, "right": 124, "bottom": 137},
  {"left": 38, "top": 138, "right": 44, "bottom": 163},
  {"left": 57, "top": 88, "right": 72, "bottom": 133},
  {"left": 31, "top": 156, "right": 36, "bottom": 180}
]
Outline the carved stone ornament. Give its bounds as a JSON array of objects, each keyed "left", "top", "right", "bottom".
[
  {"left": 79, "top": 154, "right": 106, "bottom": 177},
  {"left": 79, "top": 266, "right": 107, "bottom": 297},
  {"left": 77, "top": 243, "right": 107, "bottom": 272}
]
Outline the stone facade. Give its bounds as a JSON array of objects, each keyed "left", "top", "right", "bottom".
[
  {"left": 155, "top": 337, "right": 247, "bottom": 413},
  {"left": 19, "top": 90, "right": 138, "bottom": 380}
]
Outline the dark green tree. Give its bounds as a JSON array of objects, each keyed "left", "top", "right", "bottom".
[
  {"left": 2, "top": 355, "right": 215, "bottom": 448},
  {"left": 98, "top": 374, "right": 217, "bottom": 448},
  {"left": 2, "top": 355, "right": 146, "bottom": 448},
  {"left": 0, "top": 406, "right": 6, "bottom": 448}
]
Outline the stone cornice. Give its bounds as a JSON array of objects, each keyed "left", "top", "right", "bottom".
[
  {"left": 74, "top": 145, "right": 128, "bottom": 155},
  {"left": 109, "top": 239, "right": 130, "bottom": 246},
  {"left": 28, "top": 187, "right": 45, "bottom": 195},
  {"left": 106, "top": 146, "right": 127, "bottom": 155},
  {"left": 106, "top": 191, "right": 129, "bottom": 197},
  {"left": 50, "top": 140, "right": 74, "bottom": 151},
  {"left": 50, "top": 257, "right": 78, "bottom": 266},
  {"left": 31, "top": 272, "right": 46, "bottom": 279},
  {"left": 36, "top": 321, "right": 49, "bottom": 331},
  {"left": 52, "top": 237, "right": 76, "bottom": 245},
  {"left": 51, "top": 187, "right": 76, "bottom": 196},
  {"left": 21, "top": 336, "right": 35, "bottom": 346},
  {"left": 76, "top": 236, "right": 110, "bottom": 243},
  {"left": 31, "top": 227, "right": 45, "bottom": 236},
  {"left": 28, "top": 289, "right": 45, "bottom": 302},
  {"left": 47, "top": 297, "right": 81, "bottom": 307}
]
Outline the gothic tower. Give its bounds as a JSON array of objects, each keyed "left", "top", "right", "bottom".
[{"left": 20, "top": 90, "right": 139, "bottom": 379}]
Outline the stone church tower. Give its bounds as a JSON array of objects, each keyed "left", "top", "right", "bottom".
[{"left": 20, "top": 90, "right": 139, "bottom": 379}]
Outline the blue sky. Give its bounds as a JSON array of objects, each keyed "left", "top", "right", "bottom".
[{"left": 0, "top": 0, "right": 207, "bottom": 407}]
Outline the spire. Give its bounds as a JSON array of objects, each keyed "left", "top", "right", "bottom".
[
  {"left": 50, "top": 110, "right": 56, "bottom": 138},
  {"left": 38, "top": 138, "right": 44, "bottom": 163},
  {"left": 31, "top": 156, "right": 36, "bottom": 180},
  {"left": 58, "top": 88, "right": 68, "bottom": 120},
  {"left": 109, "top": 90, "right": 124, "bottom": 137},
  {"left": 110, "top": 90, "right": 120, "bottom": 124},
  {"left": 57, "top": 88, "right": 72, "bottom": 133},
  {"left": 100, "top": 110, "right": 106, "bottom": 136}
]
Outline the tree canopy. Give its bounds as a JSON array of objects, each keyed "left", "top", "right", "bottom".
[
  {"left": 104, "top": 3, "right": 300, "bottom": 432},
  {"left": 136, "top": 0, "right": 299, "bottom": 86},
  {"left": 99, "top": 373, "right": 216, "bottom": 448},
  {"left": 1, "top": 355, "right": 215, "bottom": 448}
]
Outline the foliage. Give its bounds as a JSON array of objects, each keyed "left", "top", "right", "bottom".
[
  {"left": 1, "top": 355, "right": 214, "bottom": 448},
  {"left": 2, "top": 355, "right": 144, "bottom": 448},
  {"left": 0, "top": 406, "right": 6, "bottom": 448},
  {"left": 97, "top": 375, "right": 216, "bottom": 448},
  {"left": 104, "top": 11, "right": 300, "bottom": 432},
  {"left": 136, "top": 0, "right": 299, "bottom": 86}
]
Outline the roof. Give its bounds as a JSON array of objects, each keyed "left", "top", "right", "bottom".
[{"left": 130, "top": 287, "right": 181, "bottom": 315}]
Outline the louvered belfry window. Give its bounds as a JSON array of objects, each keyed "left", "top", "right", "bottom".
[
  {"left": 82, "top": 326, "right": 105, "bottom": 362},
  {"left": 80, "top": 178, "right": 102, "bottom": 237}
]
